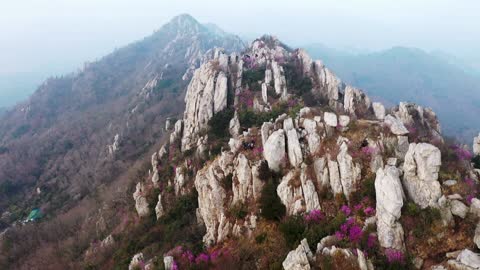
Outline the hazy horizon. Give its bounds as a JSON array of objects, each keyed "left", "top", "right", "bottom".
[{"left": 1, "top": 0, "right": 479, "bottom": 107}]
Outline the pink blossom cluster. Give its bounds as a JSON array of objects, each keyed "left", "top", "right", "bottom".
[
  {"left": 361, "top": 146, "right": 377, "bottom": 156},
  {"left": 335, "top": 218, "right": 363, "bottom": 243},
  {"left": 452, "top": 145, "right": 473, "bottom": 161},
  {"left": 304, "top": 209, "right": 324, "bottom": 223},
  {"left": 236, "top": 89, "right": 254, "bottom": 108},
  {"left": 464, "top": 177, "right": 478, "bottom": 205},
  {"left": 167, "top": 245, "right": 230, "bottom": 268},
  {"left": 385, "top": 248, "right": 406, "bottom": 265},
  {"left": 252, "top": 146, "right": 263, "bottom": 158}
]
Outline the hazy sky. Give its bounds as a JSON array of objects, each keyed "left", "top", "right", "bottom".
[{"left": 1, "top": 0, "right": 479, "bottom": 76}]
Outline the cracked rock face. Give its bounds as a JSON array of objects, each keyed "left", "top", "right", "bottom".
[
  {"left": 403, "top": 143, "right": 442, "bottom": 209},
  {"left": 375, "top": 165, "right": 405, "bottom": 250},
  {"left": 181, "top": 61, "right": 229, "bottom": 151},
  {"left": 194, "top": 153, "right": 230, "bottom": 246},
  {"left": 343, "top": 86, "right": 371, "bottom": 116}
]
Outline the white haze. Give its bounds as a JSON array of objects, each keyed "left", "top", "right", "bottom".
[{"left": 0, "top": 0, "right": 479, "bottom": 106}]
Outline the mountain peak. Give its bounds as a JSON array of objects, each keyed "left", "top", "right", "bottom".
[{"left": 165, "top": 14, "right": 203, "bottom": 33}]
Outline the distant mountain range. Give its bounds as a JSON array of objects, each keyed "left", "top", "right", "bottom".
[{"left": 304, "top": 44, "right": 480, "bottom": 142}]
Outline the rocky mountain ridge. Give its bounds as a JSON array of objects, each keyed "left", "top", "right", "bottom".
[
  {"left": 128, "top": 35, "right": 480, "bottom": 270},
  {"left": 1, "top": 14, "right": 480, "bottom": 270}
]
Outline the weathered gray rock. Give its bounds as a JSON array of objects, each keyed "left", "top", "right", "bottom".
[
  {"left": 385, "top": 115, "right": 409, "bottom": 135},
  {"left": 232, "top": 154, "right": 253, "bottom": 204},
  {"left": 282, "top": 239, "right": 312, "bottom": 270},
  {"left": 313, "top": 157, "right": 330, "bottom": 189},
  {"left": 229, "top": 111, "right": 241, "bottom": 137},
  {"left": 451, "top": 200, "right": 469, "bottom": 219},
  {"left": 375, "top": 165, "right": 405, "bottom": 250},
  {"left": 343, "top": 86, "right": 371, "bottom": 116},
  {"left": 471, "top": 198, "right": 480, "bottom": 218},
  {"left": 174, "top": 166, "right": 187, "bottom": 195},
  {"left": 170, "top": 119, "right": 183, "bottom": 144},
  {"left": 195, "top": 154, "right": 231, "bottom": 245},
  {"left": 474, "top": 134, "right": 480, "bottom": 156},
  {"left": 324, "top": 112, "right": 338, "bottom": 127},
  {"left": 448, "top": 249, "right": 480, "bottom": 270},
  {"left": 163, "top": 256, "right": 174, "bottom": 270},
  {"left": 155, "top": 194, "right": 164, "bottom": 220},
  {"left": 272, "top": 61, "right": 288, "bottom": 97},
  {"left": 263, "top": 129, "right": 286, "bottom": 172},
  {"left": 277, "top": 170, "right": 305, "bottom": 215},
  {"left": 129, "top": 253, "right": 145, "bottom": 270},
  {"left": 313, "top": 60, "right": 342, "bottom": 103},
  {"left": 443, "top": 180, "right": 458, "bottom": 186},
  {"left": 181, "top": 62, "right": 228, "bottom": 151},
  {"left": 261, "top": 83, "right": 268, "bottom": 103},
  {"left": 328, "top": 158, "right": 343, "bottom": 196},
  {"left": 474, "top": 223, "right": 480, "bottom": 249},
  {"left": 300, "top": 165, "right": 321, "bottom": 212},
  {"left": 287, "top": 129, "right": 303, "bottom": 167},
  {"left": 337, "top": 142, "right": 361, "bottom": 201},
  {"left": 303, "top": 119, "right": 321, "bottom": 154},
  {"left": 339, "top": 115, "right": 350, "bottom": 128},
  {"left": 261, "top": 122, "right": 274, "bottom": 145},
  {"left": 107, "top": 134, "right": 120, "bottom": 155},
  {"left": 284, "top": 117, "right": 295, "bottom": 131},
  {"left": 403, "top": 143, "right": 442, "bottom": 209},
  {"left": 133, "top": 182, "right": 150, "bottom": 217},
  {"left": 373, "top": 102, "right": 386, "bottom": 120}
]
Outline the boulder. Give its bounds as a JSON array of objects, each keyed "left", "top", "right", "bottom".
[
  {"left": 324, "top": 112, "right": 338, "bottom": 127},
  {"left": 403, "top": 143, "right": 442, "bottom": 208},
  {"left": 133, "top": 182, "right": 150, "bottom": 218},
  {"left": 282, "top": 239, "right": 312, "bottom": 270},
  {"left": 471, "top": 198, "right": 480, "bottom": 218},
  {"left": 384, "top": 115, "right": 409, "bottom": 135},
  {"left": 287, "top": 129, "right": 303, "bottom": 167},
  {"left": 372, "top": 102, "right": 386, "bottom": 120},
  {"left": 451, "top": 200, "right": 469, "bottom": 219},
  {"left": 448, "top": 249, "right": 480, "bottom": 269},
  {"left": 263, "top": 129, "right": 286, "bottom": 172},
  {"left": 375, "top": 165, "right": 405, "bottom": 250},
  {"left": 339, "top": 115, "right": 350, "bottom": 128}
]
